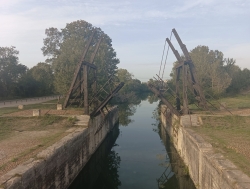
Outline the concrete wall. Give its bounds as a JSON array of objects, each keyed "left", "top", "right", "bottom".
[
  {"left": 0, "top": 107, "right": 119, "bottom": 189},
  {"left": 159, "top": 123, "right": 196, "bottom": 189},
  {"left": 160, "top": 105, "right": 250, "bottom": 189}
]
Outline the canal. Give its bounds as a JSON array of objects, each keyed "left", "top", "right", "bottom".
[{"left": 69, "top": 100, "right": 196, "bottom": 189}]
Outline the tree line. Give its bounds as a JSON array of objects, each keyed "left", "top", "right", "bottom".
[
  {"left": 0, "top": 46, "right": 54, "bottom": 99},
  {"left": 0, "top": 20, "right": 148, "bottom": 100},
  {"left": 1, "top": 20, "right": 249, "bottom": 100},
  {"left": 169, "top": 45, "right": 250, "bottom": 97}
]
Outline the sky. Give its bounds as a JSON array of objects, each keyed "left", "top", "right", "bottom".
[{"left": 1, "top": 0, "right": 250, "bottom": 81}]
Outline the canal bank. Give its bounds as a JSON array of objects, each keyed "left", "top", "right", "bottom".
[
  {"left": 160, "top": 105, "right": 250, "bottom": 189},
  {"left": 0, "top": 107, "right": 118, "bottom": 189}
]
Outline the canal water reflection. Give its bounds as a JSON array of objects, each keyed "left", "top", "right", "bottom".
[{"left": 69, "top": 100, "right": 196, "bottom": 189}]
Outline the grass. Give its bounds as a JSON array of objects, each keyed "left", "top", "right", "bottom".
[
  {"left": 216, "top": 94, "right": 250, "bottom": 109},
  {"left": 39, "top": 115, "right": 64, "bottom": 127},
  {"left": 0, "top": 115, "right": 72, "bottom": 141},
  {"left": 189, "top": 94, "right": 250, "bottom": 114},
  {"left": 0, "top": 131, "right": 67, "bottom": 172},
  {"left": 0, "top": 114, "right": 76, "bottom": 173},
  {"left": 0, "top": 107, "right": 21, "bottom": 116},
  {"left": 0, "top": 99, "right": 58, "bottom": 116},
  {"left": 191, "top": 115, "right": 250, "bottom": 177}
]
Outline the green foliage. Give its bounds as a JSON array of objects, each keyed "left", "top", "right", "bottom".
[
  {"left": 115, "top": 69, "right": 150, "bottom": 103},
  {"left": 226, "top": 68, "right": 250, "bottom": 94},
  {"left": 189, "top": 46, "right": 231, "bottom": 96},
  {"left": 0, "top": 46, "right": 55, "bottom": 99},
  {"left": 42, "top": 20, "right": 119, "bottom": 94},
  {"left": 18, "top": 63, "right": 54, "bottom": 97},
  {"left": 169, "top": 45, "right": 250, "bottom": 98},
  {"left": 0, "top": 46, "right": 27, "bottom": 98}
]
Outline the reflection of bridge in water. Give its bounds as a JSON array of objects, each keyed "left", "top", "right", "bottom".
[{"left": 157, "top": 122, "right": 196, "bottom": 189}]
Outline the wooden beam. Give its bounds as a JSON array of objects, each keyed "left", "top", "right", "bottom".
[
  {"left": 83, "top": 65, "right": 88, "bottom": 114},
  {"left": 63, "top": 30, "right": 96, "bottom": 108},
  {"left": 82, "top": 61, "right": 97, "bottom": 69},
  {"left": 182, "top": 64, "right": 189, "bottom": 114},
  {"left": 148, "top": 83, "right": 181, "bottom": 116},
  {"left": 166, "top": 38, "right": 182, "bottom": 63},
  {"left": 90, "top": 82, "right": 124, "bottom": 117}
]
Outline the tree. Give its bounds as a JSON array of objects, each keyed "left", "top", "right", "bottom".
[
  {"left": 189, "top": 46, "right": 231, "bottom": 96},
  {"left": 42, "top": 20, "right": 119, "bottom": 94},
  {"left": 226, "top": 67, "right": 250, "bottom": 93},
  {"left": 115, "top": 68, "right": 150, "bottom": 102},
  {"left": 17, "top": 62, "right": 54, "bottom": 97},
  {"left": 0, "top": 46, "right": 27, "bottom": 98},
  {"left": 29, "top": 63, "right": 54, "bottom": 95}
]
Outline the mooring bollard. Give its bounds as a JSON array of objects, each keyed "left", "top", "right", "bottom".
[
  {"left": 18, "top": 105, "right": 24, "bottom": 109},
  {"left": 33, "top": 109, "right": 41, "bottom": 116},
  {"left": 57, "top": 104, "right": 63, "bottom": 110}
]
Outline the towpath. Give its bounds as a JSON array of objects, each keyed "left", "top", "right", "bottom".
[{"left": 0, "top": 95, "right": 61, "bottom": 108}]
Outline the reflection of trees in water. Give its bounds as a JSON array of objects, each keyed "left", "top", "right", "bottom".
[
  {"left": 115, "top": 92, "right": 155, "bottom": 126},
  {"left": 93, "top": 149, "right": 121, "bottom": 189},
  {"left": 152, "top": 102, "right": 162, "bottom": 133},
  {"left": 69, "top": 125, "right": 121, "bottom": 189},
  {"left": 118, "top": 103, "right": 137, "bottom": 126},
  {"left": 148, "top": 94, "right": 159, "bottom": 104}
]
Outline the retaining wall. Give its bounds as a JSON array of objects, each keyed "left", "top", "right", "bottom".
[
  {"left": 160, "top": 105, "right": 250, "bottom": 189},
  {"left": 0, "top": 107, "right": 119, "bottom": 189}
]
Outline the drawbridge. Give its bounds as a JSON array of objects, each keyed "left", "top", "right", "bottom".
[
  {"left": 63, "top": 29, "right": 124, "bottom": 123},
  {"left": 149, "top": 28, "right": 232, "bottom": 117}
]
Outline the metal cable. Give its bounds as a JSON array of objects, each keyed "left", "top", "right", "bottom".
[
  {"left": 158, "top": 40, "right": 167, "bottom": 77},
  {"left": 161, "top": 31, "right": 173, "bottom": 80}
]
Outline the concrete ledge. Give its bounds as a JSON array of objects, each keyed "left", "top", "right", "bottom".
[{"left": 160, "top": 105, "right": 250, "bottom": 189}]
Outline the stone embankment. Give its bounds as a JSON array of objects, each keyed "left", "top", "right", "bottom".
[
  {"left": 0, "top": 107, "right": 118, "bottom": 189},
  {"left": 160, "top": 105, "right": 250, "bottom": 189}
]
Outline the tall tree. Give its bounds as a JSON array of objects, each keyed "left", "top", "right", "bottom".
[
  {"left": 0, "top": 46, "right": 27, "bottom": 98},
  {"left": 189, "top": 46, "right": 231, "bottom": 95},
  {"left": 42, "top": 20, "right": 119, "bottom": 94}
]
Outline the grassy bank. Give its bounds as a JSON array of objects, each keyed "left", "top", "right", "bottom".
[
  {"left": 0, "top": 115, "right": 76, "bottom": 142},
  {"left": 191, "top": 115, "right": 250, "bottom": 177},
  {"left": 0, "top": 114, "right": 78, "bottom": 176}
]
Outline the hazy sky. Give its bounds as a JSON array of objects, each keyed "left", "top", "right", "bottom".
[{"left": 1, "top": 0, "right": 250, "bottom": 81}]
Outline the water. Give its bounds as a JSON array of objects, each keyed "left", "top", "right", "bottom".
[{"left": 69, "top": 100, "right": 196, "bottom": 189}]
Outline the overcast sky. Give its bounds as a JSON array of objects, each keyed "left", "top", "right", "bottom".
[{"left": 1, "top": 0, "right": 250, "bottom": 81}]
